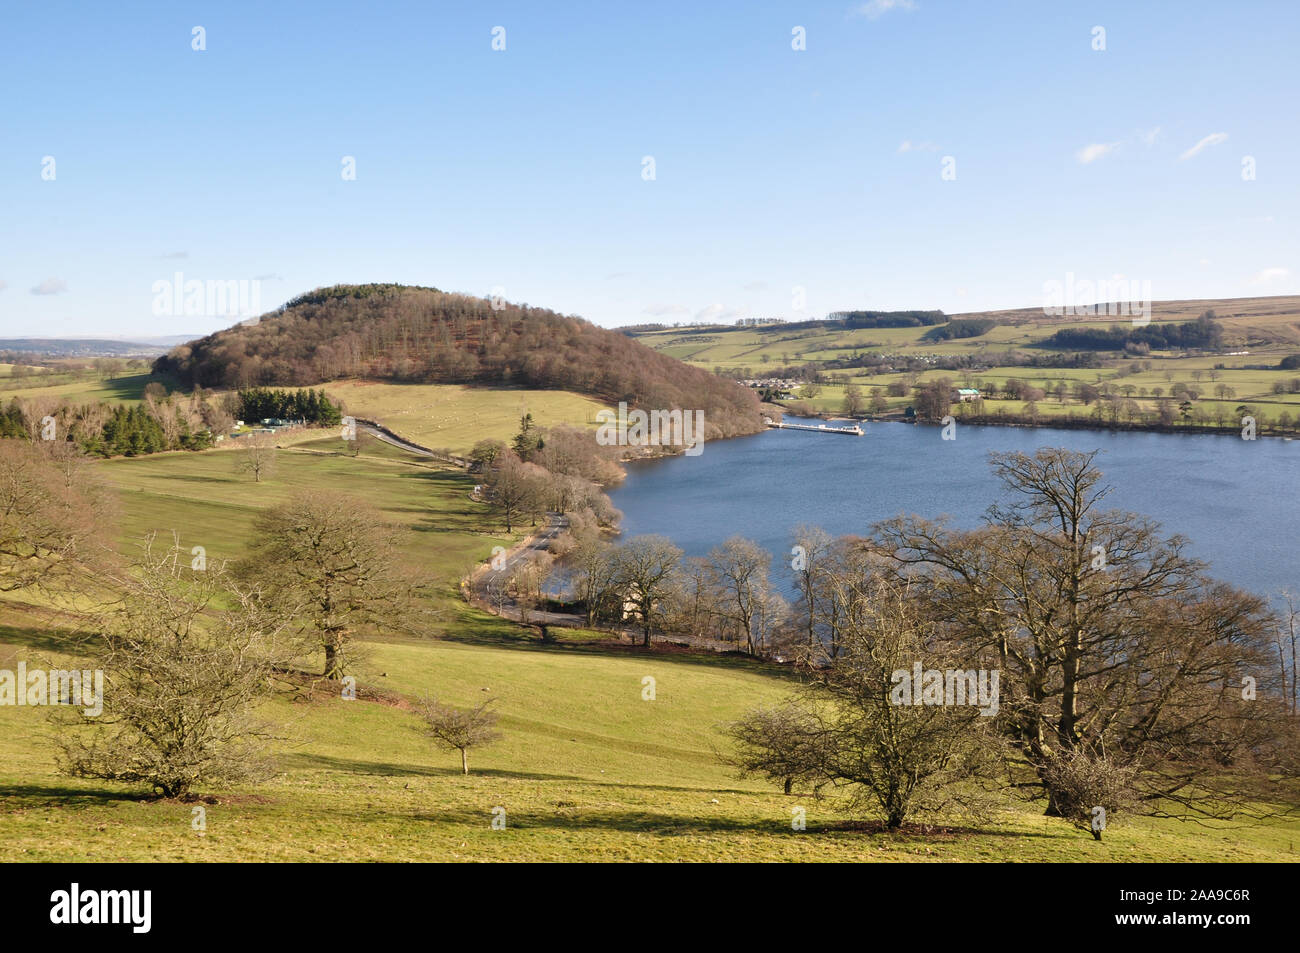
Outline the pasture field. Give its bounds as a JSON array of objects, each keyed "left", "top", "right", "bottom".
[
  {"left": 318, "top": 381, "right": 612, "bottom": 454},
  {"left": 0, "top": 371, "right": 163, "bottom": 406},
  {"left": 0, "top": 439, "right": 1297, "bottom": 861},
  {"left": 96, "top": 435, "right": 517, "bottom": 609},
  {"left": 2, "top": 614, "right": 1296, "bottom": 862}
]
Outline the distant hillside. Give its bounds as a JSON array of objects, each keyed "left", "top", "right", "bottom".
[
  {"left": 0, "top": 338, "right": 166, "bottom": 358},
  {"left": 155, "top": 284, "right": 764, "bottom": 439}
]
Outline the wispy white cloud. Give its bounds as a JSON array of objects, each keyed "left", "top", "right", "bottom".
[
  {"left": 856, "top": 0, "right": 916, "bottom": 20},
  {"left": 0, "top": 281, "right": 7, "bottom": 293},
  {"left": 31, "top": 277, "right": 67, "bottom": 295},
  {"left": 1075, "top": 126, "right": 1165, "bottom": 164},
  {"left": 1250, "top": 267, "right": 1290, "bottom": 285},
  {"left": 898, "top": 139, "right": 939, "bottom": 153},
  {"left": 158, "top": 251, "right": 188, "bottom": 259},
  {"left": 1077, "top": 141, "right": 1121, "bottom": 164},
  {"left": 1179, "top": 132, "right": 1228, "bottom": 160},
  {"left": 253, "top": 273, "right": 283, "bottom": 282}
]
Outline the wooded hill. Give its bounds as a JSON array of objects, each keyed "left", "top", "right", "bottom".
[{"left": 156, "top": 284, "right": 764, "bottom": 439}]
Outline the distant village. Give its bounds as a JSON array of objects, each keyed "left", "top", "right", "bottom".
[{"left": 740, "top": 378, "right": 803, "bottom": 396}]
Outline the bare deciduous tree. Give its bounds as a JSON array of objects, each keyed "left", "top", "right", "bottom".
[
  {"left": 789, "top": 525, "right": 833, "bottom": 648},
  {"left": 57, "top": 536, "right": 290, "bottom": 799},
  {"left": 486, "top": 454, "right": 546, "bottom": 533},
  {"left": 415, "top": 696, "right": 502, "bottom": 774},
  {"left": 709, "top": 535, "right": 772, "bottom": 654},
  {"left": 1037, "top": 747, "right": 1140, "bottom": 841},
  {"left": 871, "top": 447, "right": 1290, "bottom": 821},
  {"left": 236, "top": 491, "right": 417, "bottom": 680},
  {"left": 730, "top": 579, "right": 1002, "bottom": 828},
  {"left": 235, "top": 434, "right": 277, "bottom": 483},
  {"left": 611, "top": 534, "right": 682, "bottom": 646},
  {"left": 0, "top": 440, "right": 114, "bottom": 593}
]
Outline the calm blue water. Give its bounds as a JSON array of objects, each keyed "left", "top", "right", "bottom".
[{"left": 610, "top": 419, "right": 1299, "bottom": 601}]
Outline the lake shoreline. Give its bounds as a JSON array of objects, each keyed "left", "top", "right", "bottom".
[{"left": 779, "top": 406, "right": 1296, "bottom": 441}]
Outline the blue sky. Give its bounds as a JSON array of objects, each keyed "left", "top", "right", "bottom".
[{"left": 1, "top": 0, "right": 1296, "bottom": 338}]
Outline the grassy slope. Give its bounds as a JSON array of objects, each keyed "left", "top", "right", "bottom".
[
  {"left": 0, "top": 439, "right": 1296, "bottom": 860},
  {"left": 633, "top": 295, "right": 1300, "bottom": 425},
  {"left": 3, "top": 626, "right": 1296, "bottom": 861},
  {"left": 98, "top": 435, "right": 514, "bottom": 608},
  {"left": 320, "top": 381, "right": 611, "bottom": 454}
]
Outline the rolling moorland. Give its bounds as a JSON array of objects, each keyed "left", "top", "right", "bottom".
[
  {"left": 0, "top": 290, "right": 1297, "bottom": 861},
  {"left": 628, "top": 295, "right": 1300, "bottom": 433}
]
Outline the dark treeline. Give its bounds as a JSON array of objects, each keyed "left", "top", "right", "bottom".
[
  {"left": 1043, "top": 312, "right": 1224, "bottom": 351},
  {"left": 828, "top": 310, "right": 947, "bottom": 328},
  {"left": 923, "top": 317, "right": 998, "bottom": 341},
  {"left": 237, "top": 387, "right": 342, "bottom": 425},
  {"left": 157, "top": 284, "right": 765, "bottom": 440}
]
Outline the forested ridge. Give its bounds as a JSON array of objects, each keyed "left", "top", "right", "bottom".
[{"left": 156, "top": 284, "right": 764, "bottom": 439}]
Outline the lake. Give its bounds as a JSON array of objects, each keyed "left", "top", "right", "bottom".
[{"left": 609, "top": 418, "right": 1299, "bottom": 602}]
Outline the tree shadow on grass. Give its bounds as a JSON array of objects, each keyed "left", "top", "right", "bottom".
[
  {"left": 0, "top": 782, "right": 154, "bottom": 808},
  {"left": 398, "top": 805, "right": 1053, "bottom": 840},
  {"left": 97, "top": 374, "right": 157, "bottom": 402},
  {"left": 140, "top": 473, "right": 236, "bottom": 486},
  {"left": 0, "top": 620, "right": 96, "bottom": 658},
  {"left": 438, "top": 609, "right": 803, "bottom": 679},
  {"left": 284, "top": 753, "right": 584, "bottom": 783}
]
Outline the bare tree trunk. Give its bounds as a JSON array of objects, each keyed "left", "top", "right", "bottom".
[
  {"left": 461, "top": 748, "right": 469, "bottom": 775},
  {"left": 323, "top": 638, "right": 342, "bottom": 680}
]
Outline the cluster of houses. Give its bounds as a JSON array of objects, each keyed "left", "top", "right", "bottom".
[{"left": 740, "top": 378, "right": 803, "bottom": 394}]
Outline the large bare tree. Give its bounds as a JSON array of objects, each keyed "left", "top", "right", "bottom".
[
  {"left": 0, "top": 439, "right": 114, "bottom": 593},
  {"left": 870, "top": 447, "right": 1289, "bottom": 821},
  {"left": 236, "top": 491, "right": 417, "bottom": 679},
  {"left": 610, "top": 535, "right": 682, "bottom": 646}
]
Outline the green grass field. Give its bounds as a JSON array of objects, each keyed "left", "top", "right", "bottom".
[
  {"left": 0, "top": 371, "right": 163, "bottom": 405},
  {"left": 1, "top": 437, "right": 1297, "bottom": 861},
  {"left": 97, "top": 434, "right": 517, "bottom": 608},
  {"left": 320, "top": 381, "right": 611, "bottom": 454}
]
